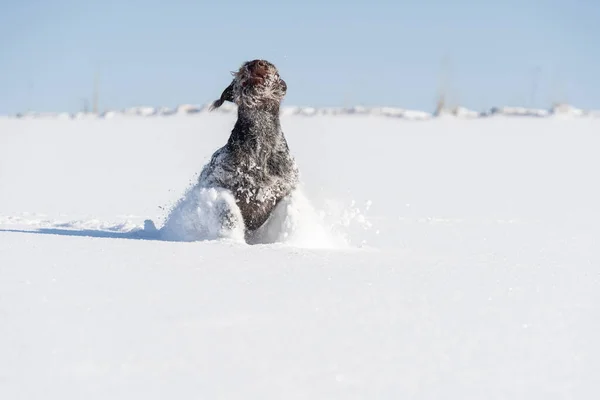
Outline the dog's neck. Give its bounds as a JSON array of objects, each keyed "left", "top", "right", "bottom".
[{"left": 228, "top": 103, "right": 282, "bottom": 151}]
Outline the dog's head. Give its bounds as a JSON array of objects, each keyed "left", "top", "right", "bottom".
[{"left": 210, "top": 59, "right": 287, "bottom": 110}]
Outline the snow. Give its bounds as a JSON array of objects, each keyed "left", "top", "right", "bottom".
[
  {"left": 7, "top": 102, "right": 599, "bottom": 121},
  {"left": 176, "top": 103, "right": 206, "bottom": 115},
  {"left": 550, "top": 103, "right": 586, "bottom": 117},
  {"left": 122, "top": 106, "right": 158, "bottom": 117},
  {"left": 435, "top": 106, "right": 482, "bottom": 118},
  {"left": 1, "top": 113, "right": 599, "bottom": 399},
  {"left": 489, "top": 106, "right": 550, "bottom": 117}
]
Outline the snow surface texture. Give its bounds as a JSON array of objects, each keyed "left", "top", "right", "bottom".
[
  {"left": 158, "top": 185, "right": 247, "bottom": 243},
  {"left": 158, "top": 182, "right": 346, "bottom": 249},
  {"left": 1, "top": 114, "right": 599, "bottom": 399}
]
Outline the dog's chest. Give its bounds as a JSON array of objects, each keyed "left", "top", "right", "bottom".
[
  {"left": 201, "top": 145, "right": 297, "bottom": 206},
  {"left": 229, "top": 151, "right": 295, "bottom": 205}
]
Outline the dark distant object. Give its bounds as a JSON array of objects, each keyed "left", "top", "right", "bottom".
[{"left": 199, "top": 59, "right": 299, "bottom": 233}]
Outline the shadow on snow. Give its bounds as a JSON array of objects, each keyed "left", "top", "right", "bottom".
[{"left": 0, "top": 220, "right": 173, "bottom": 242}]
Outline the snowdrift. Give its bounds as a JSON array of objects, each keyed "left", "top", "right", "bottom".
[{"left": 1, "top": 114, "right": 599, "bottom": 399}]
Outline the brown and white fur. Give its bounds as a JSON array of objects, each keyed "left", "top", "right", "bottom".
[{"left": 196, "top": 59, "right": 299, "bottom": 236}]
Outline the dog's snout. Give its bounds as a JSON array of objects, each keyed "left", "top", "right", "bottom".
[{"left": 247, "top": 60, "right": 268, "bottom": 75}]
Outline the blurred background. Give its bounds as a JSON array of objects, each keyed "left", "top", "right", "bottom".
[{"left": 0, "top": 0, "right": 598, "bottom": 115}]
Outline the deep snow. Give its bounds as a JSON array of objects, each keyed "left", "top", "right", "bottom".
[{"left": 1, "top": 112, "right": 599, "bottom": 399}]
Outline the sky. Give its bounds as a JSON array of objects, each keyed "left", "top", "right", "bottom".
[{"left": 0, "top": 0, "right": 598, "bottom": 114}]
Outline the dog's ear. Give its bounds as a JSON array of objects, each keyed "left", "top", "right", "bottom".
[
  {"left": 280, "top": 79, "right": 287, "bottom": 93},
  {"left": 209, "top": 81, "right": 235, "bottom": 111}
]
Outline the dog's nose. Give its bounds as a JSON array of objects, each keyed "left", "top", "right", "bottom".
[
  {"left": 249, "top": 60, "right": 267, "bottom": 72},
  {"left": 247, "top": 60, "right": 269, "bottom": 79}
]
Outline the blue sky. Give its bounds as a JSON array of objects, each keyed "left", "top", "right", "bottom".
[{"left": 0, "top": 0, "right": 598, "bottom": 114}]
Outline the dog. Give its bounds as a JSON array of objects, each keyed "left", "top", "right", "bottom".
[{"left": 196, "top": 59, "right": 300, "bottom": 236}]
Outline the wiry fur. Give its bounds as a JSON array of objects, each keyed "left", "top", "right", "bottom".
[{"left": 199, "top": 60, "right": 299, "bottom": 233}]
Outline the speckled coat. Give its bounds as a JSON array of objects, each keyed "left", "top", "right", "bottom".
[{"left": 198, "top": 60, "right": 299, "bottom": 232}]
